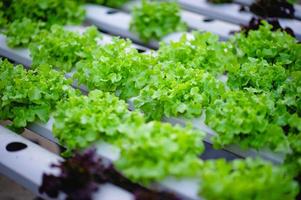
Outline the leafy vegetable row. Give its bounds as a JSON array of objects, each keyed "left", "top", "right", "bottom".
[
  {"left": 2, "top": 0, "right": 300, "bottom": 49},
  {"left": 1, "top": 0, "right": 300, "bottom": 199},
  {"left": 1, "top": 2, "right": 301, "bottom": 195},
  {"left": 39, "top": 149, "right": 299, "bottom": 200},
  {"left": 4, "top": 14, "right": 300, "bottom": 153},
  {"left": 0, "top": 0, "right": 186, "bottom": 47},
  {"left": 0, "top": 58, "right": 203, "bottom": 184},
  {"left": 1, "top": 0, "right": 84, "bottom": 47},
  {"left": 0, "top": 0, "right": 131, "bottom": 47},
  {"left": 25, "top": 21, "right": 301, "bottom": 174},
  {"left": 1, "top": 59, "right": 298, "bottom": 200},
  {"left": 1, "top": 21, "right": 300, "bottom": 199}
]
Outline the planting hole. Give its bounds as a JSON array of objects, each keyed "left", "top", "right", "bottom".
[
  {"left": 203, "top": 18, "right": 215, "bottom": 22},
  {"left": 137, "top": 48, "right": 146, "bottom": 53},
  {"left": 6, "top": 142, "right": 27, "bottom": 152},
  {"left": 239, "top": 5, "right": 248, "bottom": 12},
  {"left": 107, "top": 10, "right": 119, "bottom": 15}
]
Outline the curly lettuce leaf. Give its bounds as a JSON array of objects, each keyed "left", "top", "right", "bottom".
[
  {"left": 0, "top": 59, "right": 75, "bottom": 128},
  {"left": 5, "top": 18, "right": 45, "bottom": 47},
  {"left": 206, "top": 90, "right": 290, "bottom": 152},
  {"left": 134, "top": 61, "right": 226, "bottom": 120},
  {"left": 158, "top": 32, "right": 238, "bottom": 76},
  {"left": 29, "top": 25, "right": 101, "bottom": 72},
  {"left": 73, "top": 38, "right": 155, "bottom": 99},
  {"left": 116, "top": 121, "right": 205, "bottom": 184},
  {"left": 5, "top": 0, "right": 85, "bottom": 26},
  {"left": 2, "top": 0, "right": 85, "bottom": 47},
  {"left": 53, "top": 90, "right": 145, "bottom": 151},
  {"left": 0, "top": 2, "right": 8, "bottom": 28},
  {"left": 130, "top": 0, "right": 187, "bottom": 42},
  {"left": 199, "top": 158, "right": 299, "bottom": 200},
  {"left": 231, "top": 22, "right": 301, "bottom": 71},
  {"left": 276, "top": 71, "right": 301, "bottom": 114},
  {"left": 227, "top": 58, "right": 287, "bottom": 92}
]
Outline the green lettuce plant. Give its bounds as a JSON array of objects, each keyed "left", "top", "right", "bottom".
[
  {"left": 134, "top": 61, "right": 226, "bottom": 120},
  {"left": 2, "top": 0, "right": 85, "bottom": 47},
  {"left": 130, "top": 0, "right": 187, "bottom": 42},
  {"left": 5, "top": 0, "right": 85, "bottom": 26},
  {"left": 199, "top": 158, "right": 299, "bottom": 200},
  {"left": 30, "top": 25, "right": 101, "bottom": 72},
  {"left": 116, "top": 121, "right": 205, "bottom": 184},
  {"left": 73, "top": 38, "right": 156, "bottom": 99},
  {"left": 206, "top": 90, "right": 290, "bottom": 152},
  {"left": 158, "top": 32, "right": 238, "bottom": 76},
  {"left": 231, "top": 22, "right": 301, "bottom": 71},
  {"left": 0, "top": 59, "right": 75, "bottom": 129},
  {"left": 227, "top": 57, "right": 287, "bottom": 92},
  {"left": 5, "top": 18, "right": 45, "bottom": 47},
  {"left": 53, "top": 90, "right": 145, "bottom": 151}
]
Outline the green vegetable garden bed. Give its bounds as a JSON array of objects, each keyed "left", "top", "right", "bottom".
[{"left": 0, "top": 0, "right": 301, "bottom": 200}]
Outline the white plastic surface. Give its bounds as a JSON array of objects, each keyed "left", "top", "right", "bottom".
[
  {"left": 0, "top": 125, "right": 61, "bottom": 195},
  {"left": 0, "top": 125, "right": 134, "bottom": 200},
  {"left": 181, "top": 10, "right": 239, "bottom": 40},
  {"left": 93, "top": 184, "right": 134, "bottom": 200},
  {"left": 178, "top": 0, "right": 251, "bottom": 24},
  {"left": 160, "top": 178, "right": 201, "bottom": 200}
]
